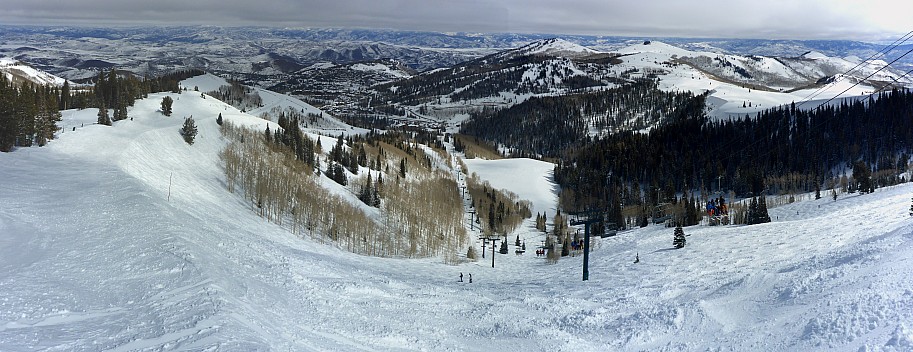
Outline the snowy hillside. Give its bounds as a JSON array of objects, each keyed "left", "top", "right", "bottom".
[
  {"left": 180, "top": 73, "right": 364, "bottom": 134},
  {"left": 1, "top": 79, "right": 912, "bottom": 351},
  {"left": 612, "top": 41, "right": 903, "bottom": 119},
  {"left": 464, "top": 158, "right": 558, "bottom": 218},
  {"left": 509, "top": 38, "right": 600, "bottom": 58},
  {"left": 370, "top": 39, "right": 912, "bottom": 136},
  {"left": 0, "top": 57, "right": 68, "bottom": 86}
]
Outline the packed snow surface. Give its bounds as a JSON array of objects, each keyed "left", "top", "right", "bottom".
[{"left": 1, "top": 85, "right": 912, "bottom": 351}]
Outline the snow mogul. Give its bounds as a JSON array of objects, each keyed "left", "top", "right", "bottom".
[{"left": 673, "top": 226, "right": 686, "bottom": 249}]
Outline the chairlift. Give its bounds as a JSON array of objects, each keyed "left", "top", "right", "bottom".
[
  {"left": 652, "top": 215, "right": 672, "bottom": 224},
  {"left": 652, "top": 203, "right": 672, "bottom": 224}
]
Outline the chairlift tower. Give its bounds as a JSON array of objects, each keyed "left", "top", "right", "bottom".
[
  {"left": 569, "top": 209, "right": 605, "bottom": 281},
  {"left": 488, "top": 237, "right": 501, "bottom": 268}
]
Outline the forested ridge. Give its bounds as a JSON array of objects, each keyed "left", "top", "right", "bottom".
[
  {"left": 372, "top": 53, "right": 605, "bottom": 107},
  {"left": 554, "top": 89, "right": 913, "bottom": 217},
  {"left": 459, "top": 78, "right": 704, "bottom": 157}
]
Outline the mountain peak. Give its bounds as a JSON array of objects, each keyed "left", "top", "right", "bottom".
[
  {"left": 515, "top": 38, "right": 600, "bottom": 58},
  {"left": 616, "top": 40, "right": 694, "bottom": 57}
]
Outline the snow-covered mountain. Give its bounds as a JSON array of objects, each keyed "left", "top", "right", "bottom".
[
  {"left": 369, "top": 38, "right": 613, "bottom": 121},
  {"left": 5, "top": 26, "right": 910, "bottom": 85},
  {"left": 612, "top": 40, "right": 910, "bottom": 119},
  {"left": 0, "top": 26, "right": 488, "bottom": 82},
  {"left": 0, "top": 57, "right": 68, "bottom": 86},
  {"left": 1, "top": 72, "right": 912, "bottom": 351},
  {"left": 505, "top": 38, "right": 601, "bottom": 58},
  {"left": 372, "top": 38, "right": 911, "bottom": 132}
]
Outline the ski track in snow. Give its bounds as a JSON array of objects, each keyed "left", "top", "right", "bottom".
[{"left": 0, "top": 85, "right": 912, "bottom": 351}]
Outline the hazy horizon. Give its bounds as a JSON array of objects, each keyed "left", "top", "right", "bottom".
[{"left": 1, "top": 0, "right": 909, "bottom": 42}]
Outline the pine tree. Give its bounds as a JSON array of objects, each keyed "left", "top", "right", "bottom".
[
  {"left": 329, "top": 162, "right": 347, "bottom": 186},
  {"left": 60, "top": 80, "right": 70, "bottom": 110},
  {"left": 113, "top": 102, "right": 127, "bottom": 121},
  {"left": 0, "top": 75, "right": 16, "bottom": 151},
  {"left": 331, "top": 135, "right": 344, "bottom": 162},
  {"left": 488, "top": 205, "right": 496, "bottom": 233},
  {"left": 853, "top": 161, "right": 874, "bottom": 194},
  {"left": 359, "top": 172, "right": 374, "bottom": 206},
  {"left": 673, "top": 226, "right": 686, "bottom": 248},
  {"left": 747, "top": 196, "right": 758, "bottom": 225},
  {"left": 757, "top": 195, "right": 771, "bottom": 223},
  {"left": 348, "top": 152, "right": 359, "bottom": 175},
  {"left": 909, "top": 196, "right": 912, "bottom": 217},
  {"left": 685, "top": 193, "right": 698, "bottom": 226},
  {"left": 161, "top": 96, "right": 173, "bottom": 116},
  {"left": 180, "top": 116, "right": 198, "bottom": 145},
  {"left": 815, "top": 184, "right": 821, "bottom": 200},
  {"left": 34, "top": 90, "right": 60, "bottom": 146},
  {"left": 832, "top": 188, "right": 838, "bottom": 201},
  {"left": 216, "top": 113, "right": 223, "bottom": 126},
  {"left": 97, "top": 105, "right": 111, "bottom": 126},
  {"left": 399, "top": 158, "right": 407, "bottom": 178},
  {"left": 375, "top": 173, "right": 384, "bottom": 200},
  {"left": 372, "top": 183, "right": 381, "bottom": 207}
]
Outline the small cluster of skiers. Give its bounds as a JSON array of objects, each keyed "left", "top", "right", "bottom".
[
  {"left": 570, "top": 239, "right": 583, "bottom": 251},
  {"left": 706, "top": 196, "right": 728, "bottom": 216},
  {"left": 459, "top": 272, "right": 472, "bottom": 283}
]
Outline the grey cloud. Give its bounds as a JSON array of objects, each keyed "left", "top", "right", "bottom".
[{"left": 0, "top": 0, "right": 905, "bottom": 40}]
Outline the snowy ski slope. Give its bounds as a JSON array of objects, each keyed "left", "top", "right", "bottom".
[{"left": 1, "top": 85, "right": 912, "bottom": 351}]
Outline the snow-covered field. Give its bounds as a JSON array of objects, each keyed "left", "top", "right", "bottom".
[{"left": 1, "top": 86, "right": 912, "bottom": 351}]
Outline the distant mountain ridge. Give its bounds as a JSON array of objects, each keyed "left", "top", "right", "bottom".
[{"left": 2, "top": 26, "right": 910, "bottom": 81}]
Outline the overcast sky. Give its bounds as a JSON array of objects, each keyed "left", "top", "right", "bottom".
[{"left": 1, "top": 0, "right": 909, "bottom": 41}]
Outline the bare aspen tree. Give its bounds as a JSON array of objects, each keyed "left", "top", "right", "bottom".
[{"left": 219, "top": 121, "right": 469, "bottom": 259}]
